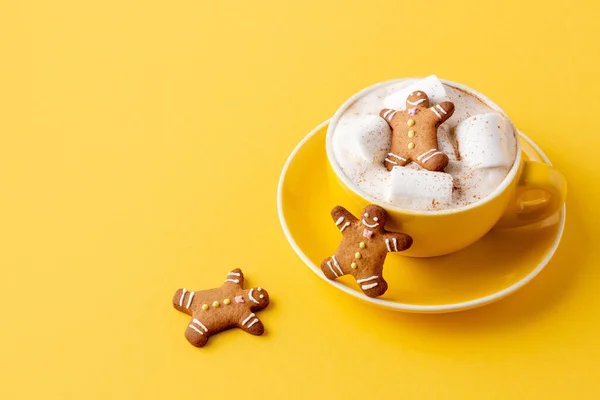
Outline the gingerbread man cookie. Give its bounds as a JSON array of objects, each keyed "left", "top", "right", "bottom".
[
  {"left": 172, "top": 269, "right": 269, "bottom": 347},
  {"left": 380, "top": 91, "right": 455, "bottom": 172},
  {"left": 320, "top": 205, "right": 413, "bottom": 297}
]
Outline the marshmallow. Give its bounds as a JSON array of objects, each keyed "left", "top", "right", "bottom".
[
  {"left": 386, "top": 166, "right": 454, "bottom": 209},
  {"left": 455, "top": 113, "right": 516, "bottom": 169},
  {"left": 384, "top": 75, "right": 448, "bottom": 111},
  {"left": 334, "top": 115, "right": 391, "bottom": 164}
]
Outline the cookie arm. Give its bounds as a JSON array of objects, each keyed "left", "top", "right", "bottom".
[
  {"left": 238, "top": 312, "right": 265, "bottom": 336},
  {"left": 428, "top": 101, "right": 455, "bottom": 124},
  {"left": 331, "top": 206, "right": 357, "bottom": 233},
  {"left": 379, "top": 108, "right": 398, "bottom": 126},
  {"left": 173, "top": 288, "right": 195, "bottom": 315},
  {"left": 223, "top": 268, "right": 244, "bottom": 287},
  {"left": 383, "top": 232, "right": 413, "bottom": 253}
]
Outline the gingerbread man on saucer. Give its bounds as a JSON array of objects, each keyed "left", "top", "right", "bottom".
[{"left": 321, "top": 205, "right": 413, "bottom": 297}]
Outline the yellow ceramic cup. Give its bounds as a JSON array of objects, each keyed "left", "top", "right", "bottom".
[{"left": 326, "top": 79, "right": 567, "bottom": 257}]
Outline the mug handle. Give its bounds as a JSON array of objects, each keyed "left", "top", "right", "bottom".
[{"left": 495, "top": 161, "right": 567, "bottom": 228}]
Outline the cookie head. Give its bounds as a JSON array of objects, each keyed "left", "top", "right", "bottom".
[
  {"left": 406, "top": 91, "right": 430, "bottom": 108},
  {"left": 360, "top": 205, "right": 387, "bottom": 232},
  {"left": 248, "top": 287, "right": 269, "bottom": 310}
]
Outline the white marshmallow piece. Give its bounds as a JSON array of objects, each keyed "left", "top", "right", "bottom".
[
  {"left": 384, "top": 75, "right": 448, "bottom": 111},
  {"left": 334, "top": 115, "right": 391, "bottom": 164},
  {"left": 386, "top": 166, "right": 454, "bottom": 209},
  {"left": 455, "top": 113, "right": 515, "bottom": 169}
]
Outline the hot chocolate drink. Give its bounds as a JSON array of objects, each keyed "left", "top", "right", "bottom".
[{"left": 329, "top": 76, "right": 518, "bottom": 212}]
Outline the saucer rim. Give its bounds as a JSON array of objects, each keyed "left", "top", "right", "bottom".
[{"left": 277, "top": 120, "right": 566, "bottom": 313}]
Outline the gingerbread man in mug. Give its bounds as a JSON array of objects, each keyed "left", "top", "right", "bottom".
[{"left": 380, "top": 91, "right": 455, "bottom": 172}]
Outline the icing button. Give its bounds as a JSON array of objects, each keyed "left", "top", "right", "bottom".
[
  {"left": 212, "top": 301, "right": 220, "bottom": 308},
  {"left": 223, "top": 298, "right": 231, "bottom": 305},
  {"left": 408, "top": 130, "right": 415, "bottom": 138},
  {"left": 201, "top": 304, "right": 209, "bottom": 311},
  {"left": 359, "top": 242, "right": 365, "bottom": 248},
  {"left": 351, "top": 262, "right": 357, "bottom": 269},
  {"left": 407, "top": 119, "right": 415, "bottom": 126},
  {"left": 408, "top": 142, "right": 415, "bottom": 150},
  {"left": 355, "top": 252, "right": 361, "bottom": 259}
]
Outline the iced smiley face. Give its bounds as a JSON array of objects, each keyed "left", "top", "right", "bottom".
[
  {"left": 248, "top": 287, "right": 269, "bottom": 310},
  {"left": 406, "top": 91, "right": 430, "bottom": 109},
  {"left": 361, "top": 205, "right": 387, "bottom": 233}
]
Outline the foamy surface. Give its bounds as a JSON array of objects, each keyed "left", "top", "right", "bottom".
[{"left": 332, "top": 79, "right": 518, "bottom": 211}]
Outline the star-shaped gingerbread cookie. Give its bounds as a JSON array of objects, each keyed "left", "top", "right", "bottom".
[{"left": 172, "top": 269, "right": 269, "bottom": 347}]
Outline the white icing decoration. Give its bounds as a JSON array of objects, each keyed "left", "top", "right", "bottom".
[
  {"left": 384, "top": 158, "right": 398, "bottom": 165},
  {"left": 340, "top": 221, "right": 350, "bottom": 232},
  {"left": 388, "top": 153, "right": 406, "bottom": 161},
  {"left": 422, "top": 151, "right": 444, "bottom": 164},
  {"left": 332, "top": 256, "right": 343, "bottom": 276},
  {"left": 373, "top": 217, "right": 378, "bottom": 222},
  {"left": 257, "top": 287, "right": 262, "bottom": 291},
  {"left": 247, "top": 318, "right": 259, "bottom": 328},
  {"left": 248, "top": 288, "right": 260, "bottom": 304},
  {"left": 242, "top": 313, "right": 255, "bottom": 326},
  {"left": 189, "top": 324, "right": 204, "bottom": 335},
  {"left": 392, "top": 238, "right": 398, "bottom": 252},
  {"left": 417, "top": 149, "right": 437, "bottom": 161},
  {"left": 259, "top": 294, "right": 264, "bottom": 299},
  {"left": 387, "top": 111, "right": 397, "bottom": 121},
  {"left": 335, "top": 216, "right": 344, "bottom": 226},
  {"left": 327, "top": 261, "right": 339, "bottom": 277},
  {"left": 225, "top": 279, "right": 239, "bottom": 284},
  {"left": 356, "top": 276, "right": 379, "bottom": 283},
  {"left": 179, "top": 288, "right": 187, "bottom": 307},
  {"left": 385, "top": 239, "right": 391, "bottom": 252},
  {"left": 430, "top": 106, "right": 441, "bottom": 119},
  {"left": 417, "top": 92, "right": 422, "bottom": 96},
  {"left": 193, "top": 318, "right": 208, "bottom": 332},
  {"left": 229, "top": 272, "right": 241, "bottom": 276},
  {"left": 435, "top": 104, "right": 447, "bottom": 115},
  {"left": 383, "top": 110, "right": 393, "bottom": 118},
  {"left": 362, "top": 282, "right": 379, "bottom": 290},
  {"left": 407, "top": 98, "right": 426, "bottom": 106},
  {"left": 364, "top": 213, "right": 369, "bottom": 217},
  {"left": 361, "top": 219, "right": 379, "bottom": 228},
  {"left": 186, "top": 292, "right": 195, "bottom": 309}
]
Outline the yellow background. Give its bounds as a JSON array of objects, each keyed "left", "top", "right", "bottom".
[{"left": 1, "top": 0, "right": 598, "bottom": 398}]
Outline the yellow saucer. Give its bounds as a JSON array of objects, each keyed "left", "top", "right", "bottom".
[{"left": 278, "top": 121, "right": 565, "bottom": 312}]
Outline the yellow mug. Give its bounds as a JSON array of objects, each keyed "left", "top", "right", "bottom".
[{"left": 326, "top": 79, "right": 567, "bottom": 257}]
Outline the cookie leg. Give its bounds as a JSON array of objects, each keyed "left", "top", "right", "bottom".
[
  {"left": 356, "top": 275, "right": 388, "bottom": 298},
  {"left": 415, "top": 150, "right": 448, "bottom": 172},
  {"left": 185, "top": 317, "right": 210, "bottom": 347},
  {"left": 238, "top": 313, "right": 265, "bottom": 336},
  {"left": 384, "top": 152, "right": 409, "bottom": 171},
  {"left": 320, "top": 255, "right": 344, "bottom": 280}
]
